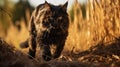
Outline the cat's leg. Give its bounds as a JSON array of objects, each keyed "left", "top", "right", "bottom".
[
  {"left": 28, "top": 16, "right": 37, "bottom": 59},
  {"left": 53, "top": 39, "right": 65, "bottom": 59},
  {"left": 28, "top": 35, "right": 37, "bottom": 59},
  {"left": 40, "top": 44, "right": 52, "bottom": 61}
]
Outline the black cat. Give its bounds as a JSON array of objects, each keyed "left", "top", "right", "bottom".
[{"left": 20, "top": 1, "right": 69, "bottom": 61}]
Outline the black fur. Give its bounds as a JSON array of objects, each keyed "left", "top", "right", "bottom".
[{"left": 20, "top": 1, "right": 69, "bottom": 61}]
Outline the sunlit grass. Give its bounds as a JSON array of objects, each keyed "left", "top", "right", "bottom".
[{"left": 65, "top": 0, "right": 120, "bottom": 52}]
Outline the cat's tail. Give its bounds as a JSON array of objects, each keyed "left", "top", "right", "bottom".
[{"left": 20, "top": 39, "right": 29, "bottom": 48}]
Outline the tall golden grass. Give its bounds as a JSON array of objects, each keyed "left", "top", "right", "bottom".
[
  {"left": 0, "top": 0, "right": 120, "bottom": 53},
  {"left": 65, "top": 0, "right": 120, "bottom": 52}
]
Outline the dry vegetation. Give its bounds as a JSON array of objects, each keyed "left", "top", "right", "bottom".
[
  {"left": 0, "top": 0, "right": 120, "bottom": 67},
  {"left": 66, "top": 0, "right": 120, "bottom": 52}
]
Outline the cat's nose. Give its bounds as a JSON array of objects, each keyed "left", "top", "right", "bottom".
[
  {"left": 52, "top": 22, "right": 58, "bottom": 28},
  {"left": 49, "top": 24, "right": 55, "bottom": 29}
]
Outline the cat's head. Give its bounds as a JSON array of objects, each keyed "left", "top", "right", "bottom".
[{"left": 35, "top": 1, "right": 69, "bottom": 32}]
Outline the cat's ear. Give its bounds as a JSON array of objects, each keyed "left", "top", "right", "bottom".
[
  {"left": 62, "top": 1, "right": 68, "bottom": 11},
  {"left": 44, "top": 1, "right": 51, "bottom": 9}
]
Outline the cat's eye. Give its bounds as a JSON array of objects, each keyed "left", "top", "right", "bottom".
[
  {"left": 49, "top": 17, "right": 53, "bottom": 20},
  {"left": 48, "top": 17, "right": 54, "bottom": 22},
  {"left": 58, "top": 16, "right": 62, "bottom": 20}
]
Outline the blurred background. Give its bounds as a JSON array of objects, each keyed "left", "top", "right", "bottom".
[{"left": 0, "top": 0, "right": 120, "bottom": 53}]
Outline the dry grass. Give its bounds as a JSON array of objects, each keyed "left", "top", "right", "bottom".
[
  {"left": 5, "top": 20, "right": 29, "bottom": 49},
  {"left": 65, "top": 0, "right": 120, "bottom": 52},
  {"left": 0, "top": 0, "right": 120, "bottom": 67}
]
